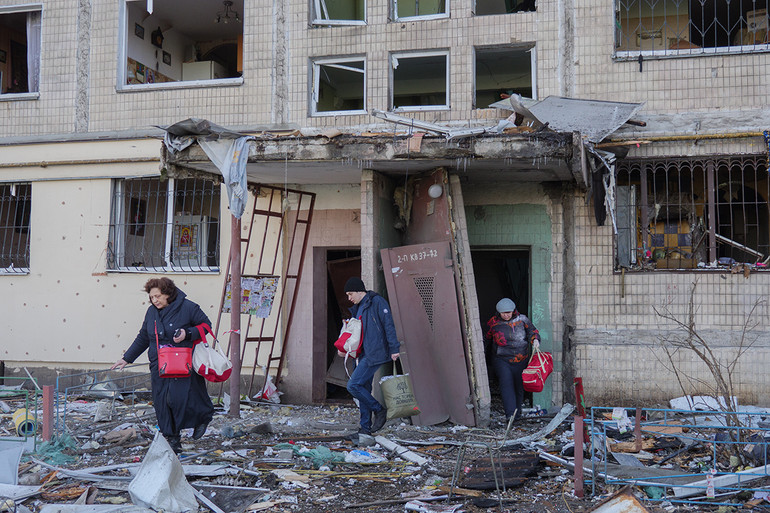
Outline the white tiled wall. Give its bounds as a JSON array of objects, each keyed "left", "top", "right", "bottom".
[
  {"left": 568, "top": 188, "right": 770, "bottom": 406},
  {"left": 3, "top": 0, "right": 767, "bottom": 138}
]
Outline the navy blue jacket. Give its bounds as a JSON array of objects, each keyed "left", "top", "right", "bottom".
[
  {"left": 348, "top": 291, "right": 400, "bottom": 366},
  {"left": 123, "top": 289, "right": 214, "bottom": 435}
]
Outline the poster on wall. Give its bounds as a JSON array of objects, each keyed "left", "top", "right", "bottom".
[{"left": 223, "top": 275, "right": 280, "bottom": 318}]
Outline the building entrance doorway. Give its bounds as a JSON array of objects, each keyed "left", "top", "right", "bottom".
[
  {"left": 470, "top": 248, "right": 533, "bottom": 415},
  {"left": 312, "top": 249, "right": 361, "bottom": 403}
]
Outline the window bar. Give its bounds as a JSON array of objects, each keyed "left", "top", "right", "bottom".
[
  {"left": 640, "top": 163, "right": 650, "bottom": 257},
  {"left": 17, "top": 184, "right": 31, "bottom": 271},
  {"left": 163, "top": 179, "right": 174, "bottom": 270},
  {"left": 128, "top": 180, "right": 141, "bottom": 270},
  {"left": 112, "top": 181, "right": 124, "bottom": 269},
  {"left": 706, "top": 161, "right": 717, "bottom": 263},
  {"left": 1, "top": 185, "right": 13, "bottom": 270}
]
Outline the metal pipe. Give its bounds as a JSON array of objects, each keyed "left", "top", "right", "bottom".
[
  {"left": 609, "top": 132, "right": 764, "bottom": 144},
  {"left": 0, "top": 157, "right": 159, "bottom": 168}
]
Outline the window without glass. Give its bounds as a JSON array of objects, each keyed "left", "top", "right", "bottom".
[
  {"left": 393, "top": 0, "right": 448, "bottom": 20},
  {"left": 615, "top": 156, "right": 770, "bottom": 271},
  {"left": 108, "top": 177, "right": 221, "bottom": 272},
  {"left": 121, "top": 0, "right": 243, "bottom": 87},
  {"left": 0, "top": 183, "right": 31, "bottom": 273},
  {"left": 615, "top": 0, "right": 770, "bottom": 57},
  {"left": 391, "top": 52, "right": 449, "bottom": 111},
  {"left": 0, "top": 6, "right": 41, "bottom": 95},
  {"left": 311, "top": 58, "right": 366, "bottom": 115},
  {"left": 475, "top": 45, "right": 534, "bottom": 108},
  {"left": 475, "top": 0, "right": 535, "bottom": 15},
  {"left": 312, "top": 0, "right": 365, "bottom": 25}
]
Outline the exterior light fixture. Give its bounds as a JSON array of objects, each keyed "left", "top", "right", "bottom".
[
  {"left": 215, "top": 1, "right": 240, "bottom": 24},
  {"left": 428, "top": 184, "right": 443, "bottom": 199}
]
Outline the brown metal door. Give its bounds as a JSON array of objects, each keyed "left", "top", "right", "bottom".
[{"left": 381, "top": 241, "right": 476, "bottom": 426}]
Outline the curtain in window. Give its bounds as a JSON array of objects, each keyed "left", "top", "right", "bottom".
[{"left": 26, "top": 11, "right": 41, "bottom": 93}]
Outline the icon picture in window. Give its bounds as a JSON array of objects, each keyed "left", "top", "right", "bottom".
[
  {"left": 162, "top": 51, "right": 171, "bottom": 66},
  {"left": 178, "top": 226, "right": 193, "bottom": 248}
]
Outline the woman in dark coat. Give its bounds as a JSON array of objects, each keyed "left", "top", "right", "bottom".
[
  {"left": 485, "top": 297, "right": 540, "bottom": 423},
  {"left": 112, "top": 277, "right": 214, "bottom": 453}
]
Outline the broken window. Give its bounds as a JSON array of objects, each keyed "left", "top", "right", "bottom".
[
  {"left": 311, "top": 57, "right": 366, "bottom": 115},
  {"left": 0, "top": 182, "right": 31, "bottom": 273},
  {"left": 311, "top": 0, "right": 366, "bottom": 25},
  {"left": 119, "top": 0, "right": 243, "bottom": 89},
  {"left": 474, "top": 45, "right": 535, "bottom": 109},
  {"left": 391, "top": 51, "right": 449, "bottom": 111},
  {"left": 107, "top": 177, "right": 221, "bottom": 272},
  {"left": 0, "top": 6, "right": 41, "bottom": 96},
  {"left": 615, "top": 0, "right": 770, "bottom": 57},
  {"left": 475, "top": 0, "right": 536, "bottom": 15},
  {"left": 393, "top": 0, "right": 448, "bottom": 20},
  {"left": 615, "top": 156, "right": 770, "bottom": 270}
]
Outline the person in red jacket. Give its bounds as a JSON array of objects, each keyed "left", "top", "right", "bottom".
[{"left": 485, "top": 298, "right": 540, "bottom": 422}]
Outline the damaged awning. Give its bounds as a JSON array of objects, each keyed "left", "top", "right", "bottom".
[
  {"left": 161, "top": 119, "right": 583, "bottom": 187},
  {"left": 490, "top": 95, "right": 645, "bottom": 144},
  {"left": 161, "top": 118, "right": 254, "bottom": 219}
]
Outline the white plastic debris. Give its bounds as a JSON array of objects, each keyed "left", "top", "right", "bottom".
[{"left": 127, "top": 432, "right": 198, "bottom": 513}]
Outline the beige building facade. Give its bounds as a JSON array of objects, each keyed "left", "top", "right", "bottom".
[{"left": 1, "top": 0, "right": 769, "bottom": 422}]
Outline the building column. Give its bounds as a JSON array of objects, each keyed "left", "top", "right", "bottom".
[{"left": 361, "top": 169, "right": 381, "bottom": 293}]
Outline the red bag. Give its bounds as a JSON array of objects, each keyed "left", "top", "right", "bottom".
[
  {"left": 155, "top": 321, "right": 193, "bottom": 378},
  {"left": 334, "top": 317, "right": 363, "bottom": 377},
  {"left": 334, "top": 317, "right": 363, "bottom": 358},
  {"left": 522, "top": 348, "right": 553, "bottom": 393}
]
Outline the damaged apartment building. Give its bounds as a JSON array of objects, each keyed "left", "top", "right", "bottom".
[{"left": 1, "top": 0, "right": 769, "bottom": 426}]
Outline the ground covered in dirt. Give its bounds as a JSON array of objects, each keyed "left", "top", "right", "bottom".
[{"left": 1, "top": 388, "right": 760, "bottom": 513}]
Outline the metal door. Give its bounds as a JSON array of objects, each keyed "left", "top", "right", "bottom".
[{"left": 381, "top": 241, "right": 476, "bottom": 426}]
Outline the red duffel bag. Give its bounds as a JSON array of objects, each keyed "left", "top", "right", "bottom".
[{"left": 522, "top": 347, "right": 553, "bottom": 393}]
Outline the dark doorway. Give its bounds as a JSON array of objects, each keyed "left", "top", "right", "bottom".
[
  {"left": 313, "top": 249, "right": 361, "bottom": 403},
  {"left": 470, "top": 248, "right": 532, "bottom": 414}
]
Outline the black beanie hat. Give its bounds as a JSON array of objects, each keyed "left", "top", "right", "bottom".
[{"left": 344, "top": 277, "right": 366, "bottom": 292}]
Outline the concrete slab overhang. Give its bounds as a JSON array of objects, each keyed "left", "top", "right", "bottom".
[{"left": 163, "top": 131, "right": 583, "bottom": 186}]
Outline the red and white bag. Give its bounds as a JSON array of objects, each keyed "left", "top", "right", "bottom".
[
  {"left": 522, "top": 347, "right": 553, "bottom": 393},
  {"left": 334, "top": 317, "right": 363, "bottom": 376},
  {"left": 192, "top": 323, "right": 233, "bottom": 382}
]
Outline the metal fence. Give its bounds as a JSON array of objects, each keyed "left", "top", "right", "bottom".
[{"left": 590, "top": 406, "right": 770, "bottom": 506}]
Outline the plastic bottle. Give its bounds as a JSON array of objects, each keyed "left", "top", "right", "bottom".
[{"left": 706, "top": 468, "right": 716, "bottom": 498}]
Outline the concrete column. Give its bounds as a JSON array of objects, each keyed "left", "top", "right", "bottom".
[
  {"left": 561, "top": 186, "right": 578, "bottom": 404},
  {"left": 75, "top": 0, "right": 92, "bottom": 132},
  {"left": 360, "top": 170, "right": 380, "bottom": 292}
]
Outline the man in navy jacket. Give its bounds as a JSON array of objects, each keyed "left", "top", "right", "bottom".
[{"left": 341, "top": 277, "right": 400, "bottom": 436}]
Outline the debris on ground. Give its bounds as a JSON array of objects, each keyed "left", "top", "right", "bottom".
[{"left": 3, "top": 386, "right": 769, "bottom": 512}]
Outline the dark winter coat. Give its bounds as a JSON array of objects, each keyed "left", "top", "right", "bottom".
[
  {"left": 485, "top": 310, "right": 540, "bottom": 362},
  {"left": 348, "top": 291, "right": 400, "bottom": 366},
  {"left": 122, "top": 289, "right": 214, "bottom": 436}
]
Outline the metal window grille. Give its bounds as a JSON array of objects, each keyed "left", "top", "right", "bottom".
[
  {"left": 615, "top": 155, "right": 770, "bottom": 270},
  {"left": 615, "top": 0, "right": 770, "bottom": 57},
  {"left": 107, "top": 177, "right": 221, "bottom": 272},
  {"left": 0, "top": 182, "right": 31, "bottom": 273}
]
